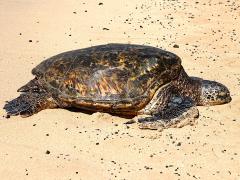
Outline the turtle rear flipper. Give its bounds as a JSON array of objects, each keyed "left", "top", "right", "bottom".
[
  {"left": 137, "top": 96, "right": 199, "bottom": 131},
  {"left": 4, "top": 92, "right": 57, "bottom": 118}
]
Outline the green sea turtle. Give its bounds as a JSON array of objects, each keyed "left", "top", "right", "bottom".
[{"left": 4, "top": 44, "right": 231, "bottom": 130}]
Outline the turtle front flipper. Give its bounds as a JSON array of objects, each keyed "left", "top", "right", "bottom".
[
  {"left": 4, "top": 91, "right": 57, "bottom": 118},
  {"left": 137, "top": 96, "right": 199, "bottom": 131}
]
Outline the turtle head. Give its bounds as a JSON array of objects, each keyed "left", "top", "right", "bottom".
[{"left": 199, "top": 80, "right": 231, "bottom": 106}]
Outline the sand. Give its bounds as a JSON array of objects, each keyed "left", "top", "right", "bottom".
[{"left": 0, "top": 0, "right": 239, "bottom": 179}]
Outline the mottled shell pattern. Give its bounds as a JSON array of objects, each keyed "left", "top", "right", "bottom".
[{"left": 32, "top": 44, "right": 182, "bottom": 112}]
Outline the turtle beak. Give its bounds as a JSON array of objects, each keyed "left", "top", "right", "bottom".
[
  {"left": 218, "top": 92, "right": 232, "bottom": 104},
  {"left": 223, "top": 90, "right": 231, "bottom": 103},
  {"left": 225, "top": 94, "right": 232, "bottom": 103}
]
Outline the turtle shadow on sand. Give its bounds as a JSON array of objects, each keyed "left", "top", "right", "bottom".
[
  {"left": 66, "top": 107, "right": 135, "bottom": 119},
  {"left": 4, "top": 43, "right": 231, "bottom": 131}
]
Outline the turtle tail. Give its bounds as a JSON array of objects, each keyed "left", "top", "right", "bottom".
[
  {"left": 17, "top": 77, "right": 42, "bottom": 93},
  {"left": 4, "top": 79, "right": 57, "bottom": 118}
]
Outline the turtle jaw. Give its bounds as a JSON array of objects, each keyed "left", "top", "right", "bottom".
[
  {"left": 202, "top": 93, "right": 231, "bottom": 106},
  {"left": 225, "top": 95, "right": 232, "bottom": 103},
  {"left": 199, "top": 80, "right": 232, "bottom": 106}
]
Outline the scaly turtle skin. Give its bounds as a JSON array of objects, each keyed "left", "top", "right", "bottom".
[{"left": 4, "top": 44, "right": 231, "bottom": 130}]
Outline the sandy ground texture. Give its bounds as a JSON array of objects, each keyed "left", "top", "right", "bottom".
[{"left": 0, "top": 0, "right": 240, "bottom": 179}]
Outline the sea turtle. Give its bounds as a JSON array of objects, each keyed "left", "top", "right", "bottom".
[{"left": 4, "top": 44, "right": 231, "bottom": 130}]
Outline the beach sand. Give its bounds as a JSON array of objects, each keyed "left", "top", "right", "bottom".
[{"left": 0, "top": 0, "right": 239, "bottom": 179}]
